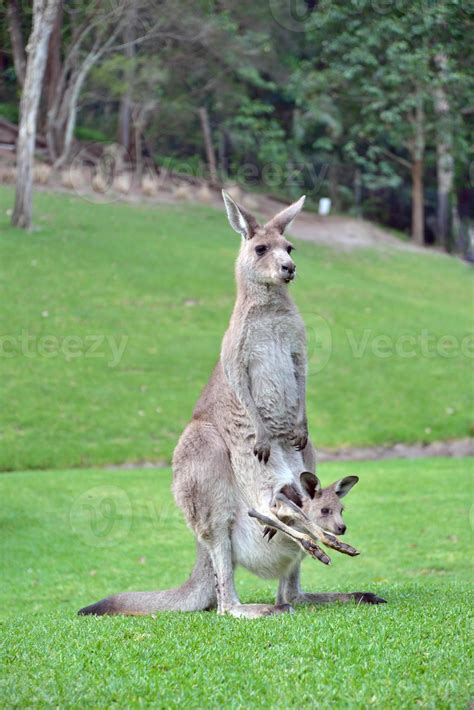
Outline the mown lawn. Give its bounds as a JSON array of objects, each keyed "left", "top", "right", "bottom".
[
  {"left": 0, "top": 458, "right": 472, "bottom": 707},
  {"left": 0, "top": 187, "right": 473, "bottom": 470}
]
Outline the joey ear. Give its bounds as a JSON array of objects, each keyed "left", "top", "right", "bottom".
[
  {"left": 264, "top": 195, "right": 305, "bottom": 235},
  {"left": 333, "top": 476, "right": 359, "bottom": 498},
  {"left": 300, "top": 471, "right": 321, "bottom": 499},
  {"left": 222, "top": 190, "right": 259, "bottom": 239}
]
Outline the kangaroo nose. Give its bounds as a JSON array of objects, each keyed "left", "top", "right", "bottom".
[
  {"left": 338, "top": 525, "right": 346, "bottom": 535},
  {"left": 282, "top": 263, "right": 295, "bottom": 275}
]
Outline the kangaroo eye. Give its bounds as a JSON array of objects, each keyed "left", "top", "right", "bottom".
[
  {"left": 321, "top": 508, "right": 331, "bottom": 516},
  {"left": 255, "top": 245, "right": 267, "bottom": 256},
  {"left": 286, "top": 245, "right": 294, "bottom": 254}
]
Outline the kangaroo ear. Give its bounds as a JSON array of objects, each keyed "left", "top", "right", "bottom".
[
  {"left": 333, "top": 476, "right": 359, "bottom": 498},
  {"left": 300, "top": 471, "right": 321, "bottom": 499},
  {"left": 264, "top": 195, "right": 305, "bottom": 234},
  {"left": 222, "top": 190, "right": 259, "bottom": 239}
]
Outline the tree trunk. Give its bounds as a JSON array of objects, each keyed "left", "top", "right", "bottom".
[
  {"left": 134, "top": 121, "right": 143, "bottom": 181},
  {"left": 118, "top": 89, "right": 132, "bottom": 153},
  {"left": 436, "top": 163, "right": 452, "bottom": 250},
  {"left": 433, "top": 53, "right": 454, "bottom": 252},
  {"left": 117, "top": 16, "right": 135, "bottom": 152},
  {"left": 7, "top": 0, "right": 26, "bottom": 88},
  {"left": 12, "top": 0, "right": 60, "bottom": 230},
  {"left": 328, "top": 163, "right": 341, "bottom": 212},
  {"left": 411, "top": 158, "right": 424, "bottom": 246},
  {"left": 48, "top": 22, "right": 123, "bottom": 168},
  {"left": 42, "top": 3, "right": 63, "bottom": 133},
  {"left": 353, "top": 168, "right": 362, "bottom": 218},
  {"left": 52, "top": 57, "right": 93, "bottom": 169},
  {"left": 198, "top": 106, "right": 218, "bottom": 185},
  {"left": 218, "top": 129, "right": 228, "bottom": 181},
  {"left": 409, "top": 89, "right": 425, "bottom": 246}
]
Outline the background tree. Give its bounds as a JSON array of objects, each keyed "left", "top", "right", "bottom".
[
  {"left": 429, "top": 1, "right": 473, "bottom": 251},
  {"left": 45, "top": 1, "right": 131, "bottom": 167},
  {"left": 6, "top": 0, "right": 26, "bottom": 88},
  {"left": 12, "top": 0, "right": 59, "bottom": 229},
  {"left": 295, "top": 2, "right": 435, "bottom": 244},
  {"left": 1, "top": 0, "right": 472, "bottom": 247}
]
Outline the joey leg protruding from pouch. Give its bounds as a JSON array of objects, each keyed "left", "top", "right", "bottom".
[
  {"left": 248, "top": 508, "right": 331, "bottom": 565},
  {"left": 271, "top": 492, "right": 360, "bottom": 557}
]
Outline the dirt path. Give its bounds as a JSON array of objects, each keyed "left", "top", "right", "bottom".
[
  {"left": 254, "top": 193, "right": 421, "bottom": 252},
  {"left": 24, "top": 176, "right": 430, "bottom": 253},
  {"left": 316, "top": 438, "right": 474, "bottom": 462},
  {"left": 104, "top": 438, "right": 473, "bottom": 470},
  {"left": 193, "top": 187, "right": 425, "bottom": 252}
]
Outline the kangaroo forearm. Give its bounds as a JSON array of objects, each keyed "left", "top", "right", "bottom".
[
  {"left": 296, "top": 380, "right": 307, "bottom": 424},
  {"left": 239, "top": 386, "right": 267, "bottom": 435},
  {"left": 292, "top": 352, "right": 307, "bottom": 423},
  {"left": 222, "top": 360, "right": 266, "bottom": 434}
]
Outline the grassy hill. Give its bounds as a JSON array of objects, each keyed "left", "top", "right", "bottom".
[
  {"left": 0, "top": 459, "right": 472, "bottom": 706},
  {"left": 0, "top": 187, "right": 472, "bottom": 471}
]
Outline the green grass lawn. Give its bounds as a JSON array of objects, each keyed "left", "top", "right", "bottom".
[
  {"left": 0, "top": 458, "right": 472, "bottom": 707},
  {"left": 0, "top": 187, "right": 473, "bottom": 471}
]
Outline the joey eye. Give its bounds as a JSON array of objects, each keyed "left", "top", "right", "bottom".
[
  {"left": 255, "top": 245, "right": 267, "bottom": 256},
  {"left": 320, "top": 508, "right": 331, "bottom": 516},
  {"left": 286, "top": 245, "right": 294, "bottom": 254}
]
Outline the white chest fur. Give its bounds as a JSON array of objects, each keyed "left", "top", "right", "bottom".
[
  {"left": 232, "top": 506, "right": 303, "bottom": 579},
  {"left": 231, "top": 440, "right": 306, "bottom": 580}
]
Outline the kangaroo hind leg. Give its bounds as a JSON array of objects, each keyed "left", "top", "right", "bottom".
[
  {"left": 277, "top": 564, "right": 387, "bottom": 607},
  {"left": 173, "top": 421, "right": 292, "bottom": 618}
]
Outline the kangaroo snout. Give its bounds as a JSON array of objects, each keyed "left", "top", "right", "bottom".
[
  {"left": 337, "top": 524, "right": 347, "bottom": 536},
  {"left": 281, "top": 262, "right": 295, "bottom": 280}
]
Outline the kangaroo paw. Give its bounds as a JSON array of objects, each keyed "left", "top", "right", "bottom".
[
  {"left": 262, "top": 525, "right": 277, "bottom": 541},
  {"left": 318, "top": 531, "right": 360, "bottom": 557},
  {"left": 299, "top": 538, "right": 331, "bottom": 565},
  {"left": 290, "top": 591, "right": 386, "bottom": 606}
]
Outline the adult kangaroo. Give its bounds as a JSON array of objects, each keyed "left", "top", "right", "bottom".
[{"left": 79, "top": 192, "right": 385, "bottom": 618}]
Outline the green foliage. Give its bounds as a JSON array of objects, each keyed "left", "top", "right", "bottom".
[
  {"left": 0, "top": 188, "right": 472, "bottom": 471},
  {"left": 90, "top": 54, "right": 167, "bottom": 105},
  {"left": 0, "top": 458, "right": 472, "bottom": 707},
  {"left": 293, "top": 0, "right": 472, "bottom": 193},
  {"left": 154, "top": 153, "right": 205, "bottom": 175},
  {"left": 0, "top": 101, "right": 19, "bottom": 123},
  {"left": 74, "top": 126, "right": 109, "bottom": 143},
  {"left": 226, "top": 99, "right": 290, "bottom": 183},
  {"left": 1, "top": 0, "right": 472, "bottom": 238}
]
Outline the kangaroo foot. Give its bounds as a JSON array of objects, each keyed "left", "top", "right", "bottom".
[
  {"left": 351, "top": 592, "right": 387, "bottom": 605},
  {"left": 221, "top": 603, "right": 294, "bottom": 619},
  {"left": 291, "top": 591, "right": 387, "bottom": 606}
]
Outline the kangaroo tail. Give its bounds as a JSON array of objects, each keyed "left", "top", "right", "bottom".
[{"left": 78, "top": 542, "right": 215, "bottom": 616}]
